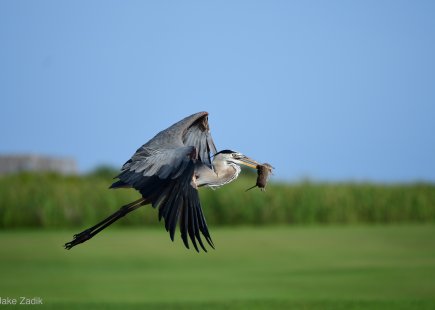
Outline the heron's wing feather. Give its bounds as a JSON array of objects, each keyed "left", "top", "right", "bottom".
[
  {"left": 118, "top": 112, "right": 217, "bottom": 175},
  {"left": 115, "top": 146, "right": 193, "bottom": 183},
  {"left": 182, "top": 115, "right": 217, "bottom": 169},
  {"left": 113, "top": 146, "right": 213, "bottom": 251},
  {"left": 153, "top": 160, "right": 214, "bottom": 252}
]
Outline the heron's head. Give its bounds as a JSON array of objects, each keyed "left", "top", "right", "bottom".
[{"left": 213, "top": 150, "right": 259, "bottom": 169}]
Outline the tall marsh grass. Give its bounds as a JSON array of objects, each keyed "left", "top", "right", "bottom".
[{"left": 0, "top": 172, "right": 434, "bottom": 228}]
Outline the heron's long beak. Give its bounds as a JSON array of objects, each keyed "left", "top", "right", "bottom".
[{"left": 237, "top": 155, "right": 260, "bottom": 169}]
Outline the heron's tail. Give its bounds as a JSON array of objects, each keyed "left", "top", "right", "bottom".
[{"left": 64, "top": 197, "right": 146, "bottom": 250}]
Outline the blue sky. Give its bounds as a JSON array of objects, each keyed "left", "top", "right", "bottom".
[{"left": 1, "top": 1, "right": 434, "bottom": 182}]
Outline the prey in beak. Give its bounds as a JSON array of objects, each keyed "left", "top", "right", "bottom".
[{"left": 246, "top": 163, "right": 274, "bottom": 191}]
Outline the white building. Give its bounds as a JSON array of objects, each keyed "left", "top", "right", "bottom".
[{"left": 0, "top": 154, "right": 77, "bottom": 175}]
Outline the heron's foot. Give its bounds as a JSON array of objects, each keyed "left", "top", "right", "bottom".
[{"left": 64, "top": 229, "right": 92, "bottom": 250}]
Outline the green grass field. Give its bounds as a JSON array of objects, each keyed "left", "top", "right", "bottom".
[{"left": 1, "top": 225, "right": 435, "bottom": 309}]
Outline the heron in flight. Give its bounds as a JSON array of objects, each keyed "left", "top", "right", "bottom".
[{"left": 65, "top": 111, "right": 261, "bottom": 252}]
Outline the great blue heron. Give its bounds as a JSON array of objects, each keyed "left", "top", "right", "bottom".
[{"left": 64, "top": 111, "right": 261, "bottom": 252}]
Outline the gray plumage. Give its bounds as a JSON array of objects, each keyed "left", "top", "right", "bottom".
[{"left": 65, "top": 112, "right": 260, "bottom": 252}]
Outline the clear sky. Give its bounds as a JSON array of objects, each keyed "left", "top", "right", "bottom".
[{"left": 1, "top": 1, "right": 434, "bottom": 182}]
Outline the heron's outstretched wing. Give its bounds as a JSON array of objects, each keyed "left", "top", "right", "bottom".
[
  {"left": 110, "top": 112, "right": 217, "bottom": 251},
  {"left": 116, "top": 112, "right": 216, "bottom": 175},
  {"left": 113, "top": 146, "right": 213, "bottom": 251}
]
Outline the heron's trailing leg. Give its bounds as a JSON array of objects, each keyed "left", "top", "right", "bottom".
[{"left": 64, "top": 198, "right": 145, "bottom": 250}]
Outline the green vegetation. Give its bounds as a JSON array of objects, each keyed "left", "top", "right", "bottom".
[
  {"left": 1, "top": 172, "right": 435, "bottom": 228},
  {"left": 1, "top": 172, "right": 434, "bottom": 308},
  {"left": 0, "top": 226, "right": 434, "bottom": 309},
  {"left": 0, "top": 171, "right": 435, "bottom": 228}
]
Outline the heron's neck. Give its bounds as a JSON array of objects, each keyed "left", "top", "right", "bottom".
[{"left": 208, "top": 161, "right": 241, "bottom": 188}]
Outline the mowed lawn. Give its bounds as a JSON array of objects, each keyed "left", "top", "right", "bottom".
[{"left": 1, "top": 225, "right": 435, "bottom": 309}]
